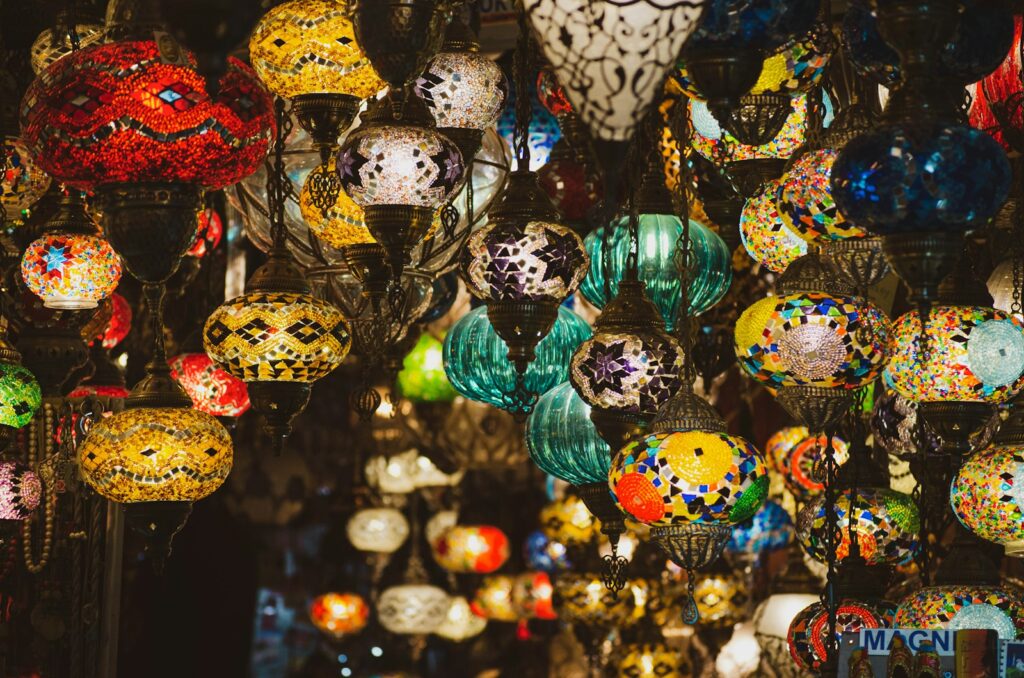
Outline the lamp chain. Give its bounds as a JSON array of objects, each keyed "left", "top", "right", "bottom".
[
  {"left": 820, "top": 427, "right": 841, "bottom": 674},
  {"left": 513, "top": 2, "right": 534, "bottom": 172},
  {"left": 266, "top": 97, "right": 293, "bottom": 250}
]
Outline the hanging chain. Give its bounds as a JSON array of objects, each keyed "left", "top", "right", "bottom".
[
  {"left": 1011, "top": 166, "right": 1023, "bottom": 316},
  {"left": 266, "top": 98, "right": 293, "bottom": 249},
  {"left": 513, "top": 3, "right": 534, "bottom": 172},
  {"left": 820, "top": 428, "right": 841, "bottom": 672}
]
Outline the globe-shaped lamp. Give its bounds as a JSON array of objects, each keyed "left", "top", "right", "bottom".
[
  {"left": 169, "top": 352, "right": 251, "bottom": 418},
  {"left": 0, "top": 461, "right": 41, "bottom": 521},
  {"left": 740, "top": 178, "right": 808, "bottom": 274},
  {"left": 377, "top": 584, "right": 450, "bottom": 635},
  {"left": 434, "top": 596, "right": 487, "bottom": 641},
  {"left": 431, "top": 525, "right": 511, "bottom": 574},
  {"left": 346, "top": 507, "right": 409, "bottom": 554},
  {"left": 894, "top": 586, "right": 1024, "bottom": 641},
  {"left": 526, "top": 381, "right": 610, "bottom": 486},
  {"left": 788, "top": 598, "right": 895, "bottom": 672},
  {"left": 309, "top": 593, "right": 370, "bottom": 638}
]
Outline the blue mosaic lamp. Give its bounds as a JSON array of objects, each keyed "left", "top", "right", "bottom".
[
  {"left": 443, "top": 305, "right": 591, "bottom": 414},
  {"left": 726, "top": 499, "right": 794, "bottom": 557}
]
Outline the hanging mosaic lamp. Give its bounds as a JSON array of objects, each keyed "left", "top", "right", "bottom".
[
  {"left": 971, "top": 16, "right": 1024, "bottom": 153},
  {"left": 21, "top": 191, "right": 122, "bottom": 310},
  {"left": 617, "top": 643, "right": 686, "bottom": 678},
  {"left": 250, "top": 0, "right": 385, "bottom": 160},
  {"left": 98, "top": 292, "right": 133, "bottom": 350},
  {"left": 523, "top": 529, "right": 570, "bottom": 573},
  {"left": 797, "top": 487, "right": 920, "bottom": 567},
  {"left": 776, "top": 149, "right": 866, "bottom": 245},
  {"left": 725, "top": 499, "right": 794, "bottom": 559},
  {"left": 168, "top": 352, "right": 251, "bottom": 419},
  {"left": 1, "top": 136, "right": 50, "bottom": 222},
  {"left": 397, "top": 332, "right": 457, "bottom": 403},
  {"left": 377, "top": 584, "right": 451, "bottom": 635},
  {"left": 206, "top": 103, "right": 351, "bottom": 448},
  {"left": 609, "top": 382, "right": 768, "bottom": 622},
  {"left": 511, "top": 571, "right": 557, "bottom": 621},
  {"left": 739, "top": 178, "right": 807, "bottom": 274},
  {"left": 553, "top": 573, "right": 647, "bottom": 629},
  {"left": 471, "top": 575, "right": 518, "bottom": 622},
  {"left": 21, "top": 22, "right": 275, "bottom": 284},
  {"left": 832, "top": 1, "right": 1013, "bottom": 306},
  {"left": 0, "top": 461, "right": 42, "bottom": 525},
  {"left": 0, "top": 339, "right": 42, "bottom": 445},
  {"left": 431, "top": 525, "right": 511, "bottom": 574},
  {"left": 346, "top": 507, "right": 409, "bottom": 554},
  {"left": 539, "top": 495, "right": 600, "bottom": 546},
  {"left": 443, "top": 304, "right": 591, "bottom": 414},
  {"left": 434, "top": 596, "right": 487, "bottom": 641},
  {"left": 570, "top": 278, "right": 684, "bottom": 450},
  {"left": 787, "top": 598, "right": 895, "bottom": 673},
  {"left": 415, "top": 14, "right": 508, "bottom": 162},
  {"left": 580, "top": 152, "right": 732, "bottom": 330},
  {"left": 894, "top": 586, "right": 1024, "bottom": 641},
  {"left": 764, "top": 426, "right": 850, "bottom": 502},
  {"left": 308, "top": 592, "right": 370, "bottom": 639}
]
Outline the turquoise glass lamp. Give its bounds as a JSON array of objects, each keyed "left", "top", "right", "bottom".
[
  {"left": 444, "top": 305, "right": 592, "bottom": 412},
  {"left": 580, "top": 161, "right": 731, "bottom": 330},
  {"left": 526, "top": 381, "right": 610, "bottom": 486}
]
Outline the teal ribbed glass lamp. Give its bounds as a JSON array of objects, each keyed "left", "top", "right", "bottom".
[
  {"left": 526, "top": 381, "right": 610, "bottom": 486},
  {"left": 580, "top": 156, "right": 731, "bottom": 330},
  {"left": 444, "top": 305, "right": 592, "bottom": 413}
]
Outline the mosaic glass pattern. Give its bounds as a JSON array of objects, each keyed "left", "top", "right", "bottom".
[
  {"left": 951, "top": 445, "right": 1024, "bottom": 553},
  {"left": 30, "top": 22, "right": 105, "bottom": 74},
  {"left": 512, "top": 572, "right": 556, "bottom": 621},
  {"left": 540, "top": 495, "right": 599, "bottom": 545},
  {"left": 740, "top": 179, "right": 808, "bottom": 274},
  {"left": 870, "top": 388, "right": 940, "bottom": 458},
  {"left": 435, "top": 596, "right": 487, "bottom": 641},
  {"left": 169, "top": 352, "right": 251, "bottom": 418},
  {"left": 894, "top": 586, "right": 1024, "bottom": 640},
  {"left": 1, "top": 137, "right": 50, "bottom": 215},
  {"left": 21, "top": 233, "right": 122, "bottom": 310},
  {"left": 21, "top": 41, "right": 275, "bottom": 190},
  {"left": 472, "top": 575, "right": 518, "bottom": 622},
  {"left": 346, "top": 507, "right": 409, "bottom": 554},
  {"left": 189, "top": 208, "right": 224, "bottom": 258},
  {"left": 309, "top": 593, "right": 369, "bottom": 638},
  {"left": 523, "top": 529, "right": 571, "bottom": 573},
  {"left": 618, "top": 644, "right": 685, "bottom": 678},
  {"left": 397, "top": 332, "right": 457, "bottom": 403},
  {"left": 432, "top": 525, "right": 511, "bottom": 574},
  {"left": 581, "top": 214, "right": 732, "bottom": 329},
  {"left": 610, "top": 429, "right": 768, "bottom": 525},
  {"left": 248, "top": 0, "right": 384, "bottom": 100},
  {"left": 553, "top": 573, "right": 647, "bottom": 628},
  {"left": 0, "top": 364, "right": 41, "bottom": 429},
  {"left": 885, "top": 306, "right": 1024, "bottom": 403},
  {"left": 570, "top": 329, "right": 684, "bottom": 414},
  {"left": 464, "top": 221, "right": 588, "bottom": 302},
  {"left": 798, "top": 487, "right": 920, "bottom": 566},
  {"left": 690, "top": 95, "right": 808, "bottom": 163},
  {"left": 204, "top": 291, "right": 351, "bottom": 383},
  {"left": 764, "top": 426, "right": 850, "bottom": 501},
  {"left": 338, "top": 124, "right": 464, "bottom": 208},
  {"left": 751, "top": 33, "right": 831, "bottom": 95},
  {"left": 736, "top": 292, "right": 889, "bottom": 389},
  {"left": 377, "top": 584, "right": 450, "bottom": 635},
  {"left": 78, "top": 407, "right": 232, "bottom": 503},
  {"left": 444, "top": 305, "right": 592, "bottom": 411},
  {"left": 0, "top": 461, "right": 41, "bottom": 520},
  {"left": 694, "top": 573, "right": 750, "bottom": 629},
  {"left": 537, "top": 152, "right": 603, "bottom": 222},
  {"left": 777, "top": 149, "right": 865, "bottom": 243},
  {"left": 300, "top": 159, "right": 374, "bottom": 249},
  {"left": 970, "top": 17, "right": 1024, "bottom": 151},
  {"left": 416, "top": 51, "right": 508, "bottom": 130},
  {"left": 526, "top": 381, "right": 611, "bottom": 486},
  {"left": 832, "top": 122, "right": 1011, "bottom": 236},
  {"left": 536, "top": 68, "right": 572, "bottom": 117},
  {"left": 99, "top": 293, "right": 132, "bottom": 350},
  {"left": 788, "top": 599, "right": 894, "bottom": 672},
  {"left": 726, "top": 499, "right": 794, "bottom": 555}
]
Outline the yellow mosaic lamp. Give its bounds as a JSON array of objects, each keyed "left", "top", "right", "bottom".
[
  {"left": 249, "top": 0, "right": 385, "bottom": 158},
  {"left": 79, "top": 284, "right": 233, "bottom": 565}
]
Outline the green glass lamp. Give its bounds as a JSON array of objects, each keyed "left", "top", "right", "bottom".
[
  {"left": 525, "top": 381, "right": 610, "bottom": 486},
  {"left": 397, "top": 332, "right": 456, "bottom": 403}
]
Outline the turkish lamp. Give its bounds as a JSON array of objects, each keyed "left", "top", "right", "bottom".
[
  {"left": 337, "top": 89, "right": 465, "bottom": 284},
  {"left": 0, "top": 329, "right": 41, "bottom": 452},
  {"left": 249, "top": 0, "right": 385, "bottom": 162},
  {"left": 30, "top": 8, "right": 105, "bottom": 74},
  {"left": 415, "top": 15, "right": 508, "bottom": 162},
  {"left": 462, "top": 171, "right": 588, "bottom": 410},
  {"left": 78, "top": 283, "right": 233, "bottom": 568},
  {"left": 21, "top": 191, "right": 122, "bottom": 310}
]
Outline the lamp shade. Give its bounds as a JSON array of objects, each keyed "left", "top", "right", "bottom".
[
  {"left": 952, "top": 445, "right": 1024, "bottom": 555},
  {"left": 497, "top": 86, "right": 561, "bottom": 171},
  {"left": 788, "top": 599, "right": 895, "bottom": 672},
  {"left": 21, "top": 232, "right": 122, "bottom": 311},
  {"left": 1, "top": 137, "right": 50, "bottom": 217},
  {"left": 524, "top": 0, "right": 703, "bottom": 142},
  {"left": 553, "top": 573, "right": 647, "bottom": 627},
  {"left": 740, "top": 179, "right": 808, "bottom": 274},
  {"left": 764, "top": 426, "right": 850, "bottom": 501},
  {"left": 309, "top": 593, "right": 370, "bottom": 638},
  {"left": 21, "top": 40, "right": 275, "bottom": 190},
  {"left": 444, "top": 305, "right": 592, "bottom": 411},
  {"left": 345, "top": 507, "right": 409, "bottom": 554},
  {"left": 581, "top": 214, "right": 732, "bottom": 329},
  {"left": 525, "top": 381, "right": 610, "bottom": 486},
  {"left": 416, "top": 51, "right": 507, "bottom": 131},
  {"left": 472, "top": 575, "right": 518, "bottom": 622},
  {"left": 169, "top": 353, "right": 251, "bottom": 418},
  {"left": 736, "top": 292, "right": 889, "bottom": 390},
  {"left": 431, "top": 525, "right": 511, "bottom": 574},
  {"left": 0, "top": 461, "right": 41, "bottom": 520},
  {"left": 610, "top": 430, "right": 768, "bottom": 525},
  {"left": 300, "top": 158, "right": 375, "bottom": 250},
  {"left": 798, "top": 487, "right": 919, "bottom": 566},
  {"left": 434, "top": 596, "right": 487, "bottom": 641},
  {"left": 78, "top": 408, "right": 233, "bottom": 502},
  {"left": 377, "top": 584, "right": 450, "bottom": 635},
  {"left": 512, "top": 572, "right": 557, "bottom": 620},
  {"left": 397, "top": 332, "right": 457, "bottom": 403},
  {"left": 204, "top": 292, "right": 351, "bottom": 383},
  {"left": 0, "top": 364, "right": 41, "bottom": 429},
  {"left": 540, "top": 495, "right": 599, "bottom": 545},
  {"left": 894, "top": 586, "right": 1024, "bottom": 640},
  {"left": 777, "top": 149, "right": 866, "bottom": 243},
  {"left": 726, "top": 499, "right": 794, "bottom": 556},
  {"left": 249, "top": 0, "right": 385, "bottom": 100},
  {"left": 691, "top": 96, "right": 809, "bottom": 163},
  {"left": 885, "top": 306, "right": 1024, "bottom": 403}
]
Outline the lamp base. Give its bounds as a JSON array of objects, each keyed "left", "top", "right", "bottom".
[
  {"left": 589, "top": 407, "right": 649, "bottom": 453},
  {"left": 724, "top": 92, "right": 792, "bottom": 147},
  {"left": 343, "top": 243, "right": 391, "bottom": 306},
  {"left": 439, "top": 127, "right": 484, "bottom": 167},
  {"left": 917, "top": 401, "right": 994, "bottom": 460},
  {"left": 124, "top": 501, "right": 193, "bottom": 572},
  {"left": 825, "top": 235, "right": 891, "bottom": 292},
  {"left": 485, "top": 300, "right": 558, "bottom": 375},
  {"left": 681, "top": 47, "right": 765, "bottom": 121},
  {"left": 363, "top": 204, "right": 434, "bottom": 280},
  {"left": 292, "top": 93, "right": 361, "bottom": 163},
  {"left": 775, "top": 385, "right": 854, "bottom": 434},
  {"left": 94, "top": 182, "right": 200, "bottom": 284},
  {"left": 248, "top": 381, "right": 313, "bottom": 451},
  {"left": 881, "top": 231, "right": 964, "bottom": 306}
]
